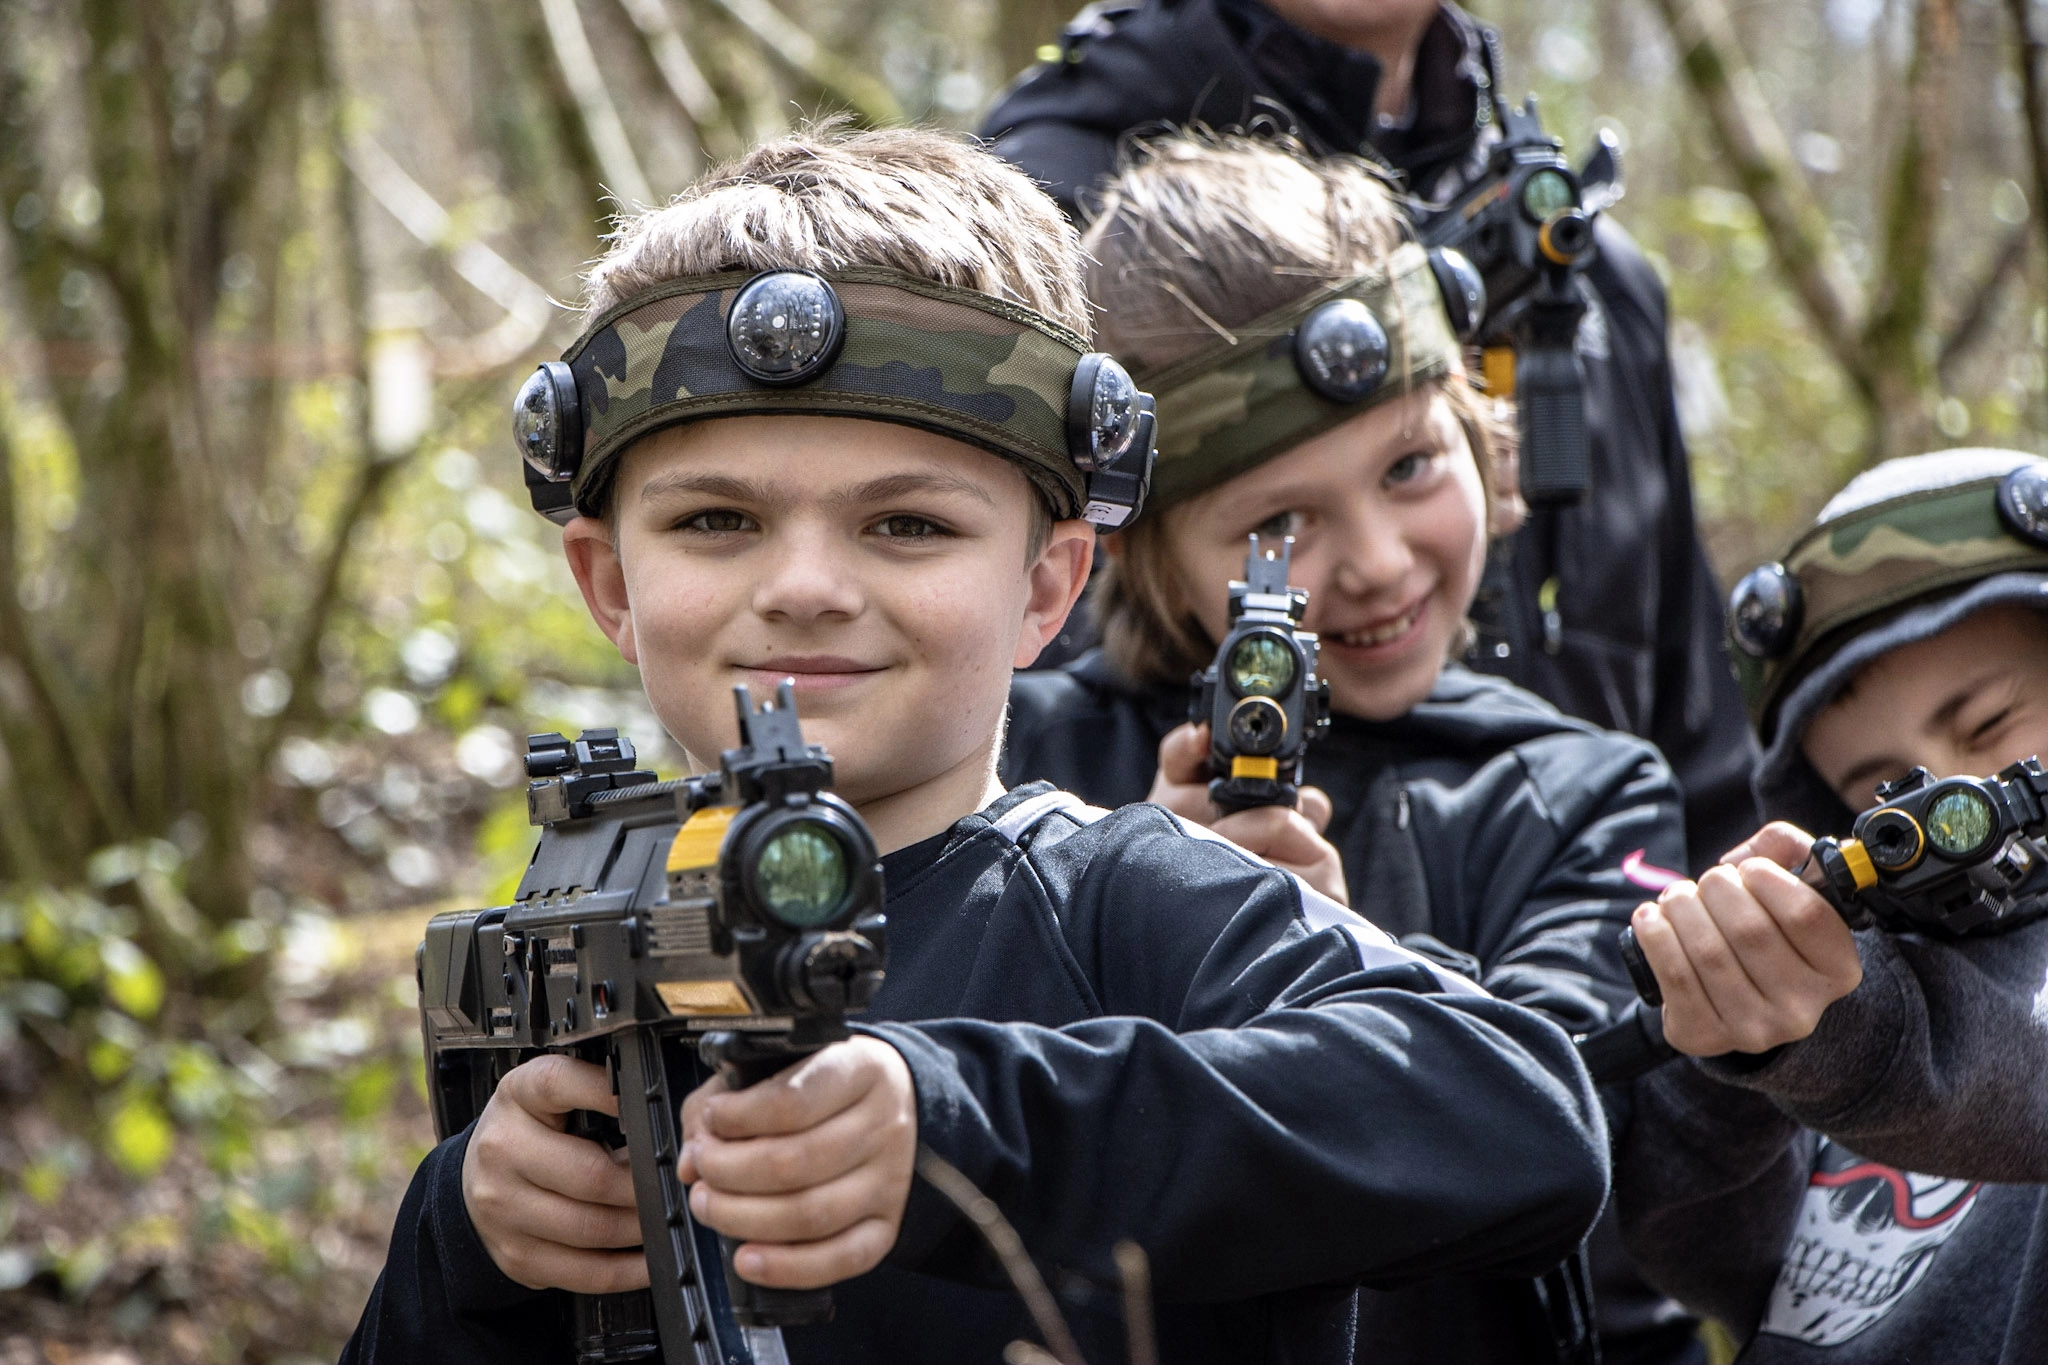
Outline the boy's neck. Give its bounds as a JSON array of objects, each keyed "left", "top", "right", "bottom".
[{"left": 851, "top": 740, "right": 1010, "bottom": 857}]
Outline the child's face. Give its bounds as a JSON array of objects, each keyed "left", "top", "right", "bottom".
[
  {"left": 562, "top": 415, "right": 1089, "bottom": 816},
  {"left": 1161, "top": 387, "right": 1486, "bottom": 721},
  {"left": 1803, "top": 604, "right": 2048, "bottom": 812}
]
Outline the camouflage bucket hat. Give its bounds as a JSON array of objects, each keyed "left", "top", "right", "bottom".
[
  {"left": 558, "top": 266, "right": 1096, "bottom": 519},
  {"left": 1739, "top": 448, "right": 2048, "bottom": 818},
  {"left": 1135, "top": 242, "right": 1464, "bottom": 510}
]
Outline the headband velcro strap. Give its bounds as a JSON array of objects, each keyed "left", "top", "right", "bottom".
[
  {"left": 563, "top": 267, "right": 1092, "bottom": 517},
  {"left": 1136, "top": 242, "right": 1464, "bottom": 509}
]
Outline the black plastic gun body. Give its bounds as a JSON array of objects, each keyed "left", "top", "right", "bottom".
[
  {"left": 417, "top": 685, "right": 886, "bottom": 1365},
  {"left": 1416, "top": 96, "right": 1622, "bottom": 506}
]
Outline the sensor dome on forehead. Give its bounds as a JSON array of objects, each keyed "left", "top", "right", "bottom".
[{"left": 1819, "top": 448, "right": 2045, "bottom": 522}]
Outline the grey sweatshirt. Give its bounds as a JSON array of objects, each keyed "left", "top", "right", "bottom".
[{"left": 1615, "top": 916, "right": 2048, "bottom": 1361}]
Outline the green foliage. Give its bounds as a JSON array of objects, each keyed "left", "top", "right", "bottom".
[{"left": 0, "top": 845, "right": 270, "bottom": 1180}]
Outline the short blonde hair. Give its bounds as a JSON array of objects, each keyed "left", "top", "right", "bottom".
[
  {"left": 1080, "top": 131, "right": 1511, "bottom": 688},
  {"left": 584, "top": 125, "right": 1089, "bottom": 336}
]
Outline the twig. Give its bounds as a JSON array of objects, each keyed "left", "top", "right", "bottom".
[
  {"left": 538, "top": 0, "right": 656, "bottom": 208},
  {"left": 1114, "top": 1241, "right": 1157, "bottom": 1365},
  {"left": 700, "top": 0, "right": 904, "bottom": 126},
  {"left": 916, "top": 1145, "right": 1087, "bottom": 1365}
]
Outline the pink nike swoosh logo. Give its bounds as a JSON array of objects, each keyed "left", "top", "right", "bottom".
[{"left": 1622, "top": 849, "right": 1682, "bottom": 891}]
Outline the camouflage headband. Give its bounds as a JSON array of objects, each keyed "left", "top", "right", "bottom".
[
  {"left": 1135, "top": 243, "right": 1464, "bottom": 509},
  {"left": 556, "top": 267, "right": 1095, "bottom": 518},
  {"left": 1734, "top": 450, "right": 2048, "bottom": 736}
]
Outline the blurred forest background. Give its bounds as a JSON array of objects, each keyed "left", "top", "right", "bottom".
[{"left": 2, "top": 0, "right": 2046, "bottom": 1358}]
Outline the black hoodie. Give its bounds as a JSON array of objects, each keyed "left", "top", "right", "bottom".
[
  {"left": 978, "top": 0, "right": 1762, "bottom": 875},
  {"left": 343, "top": 785, "right": 1610, "bottom": 1365},
  {"left": 1003, "top": 654, "right": 1700, "bottom": 1363}
]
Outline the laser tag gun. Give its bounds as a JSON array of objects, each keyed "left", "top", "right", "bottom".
[
  {"left": 1190, "top": 534, "right": 1330, "bottom": 814},
  {"left": 417, "top": 683, "right": 886, "bottom": 1365},
  {"left": 1619, "top": 758, "right": 2048, "bottom": 1007},
  {"left": 1417, "top": 94, "right": 1623, "bottom": 506}
]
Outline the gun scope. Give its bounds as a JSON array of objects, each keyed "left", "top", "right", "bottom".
[{"left": 1192, "top": 535, "right": 1330, "bottom": 813}]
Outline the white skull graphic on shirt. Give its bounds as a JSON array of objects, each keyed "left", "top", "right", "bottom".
[{"left": 1760, "top": 1139, "right": 1983, "bottom": 1347}]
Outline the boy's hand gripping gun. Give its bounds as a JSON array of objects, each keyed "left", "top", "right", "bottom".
[
  {"left": 417, "top": 683, "right": 887, "bottom": 1365},
  {"left": 1620, "top": 758, "right": 2048, "bottom": 1007}
]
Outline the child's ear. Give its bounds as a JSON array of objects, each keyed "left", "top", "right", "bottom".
[
  {"left": 562, "top": 516, "right": 639, "bottom": 665},
  {"left": 1015, "top": 519, "right": 1096, "bottom": 668}
]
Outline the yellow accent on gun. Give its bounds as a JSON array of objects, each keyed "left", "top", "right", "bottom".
[
  {"left": 1230, "top": 756, "right": 1280, "bottom": 780},
  {"left": 1482, "top": 347, "right": 1516, "bottom": 396},
  {"left": 655, "top": 980, "right": 754, "bottom": 1015},
  {"left": 667, "top": 806, "right": 734, "bottom": 871},
  {"left": 1838, "top": 839, "right": 1879, "bottom": 891}
]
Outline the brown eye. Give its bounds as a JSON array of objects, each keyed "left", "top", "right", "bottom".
[
  {"left": 683, "top": 509, "right": 752, "bottom": 533},
  {"left": 875, "top": 515, "right": 945, "bottom": 539},
  {"left": 1253, "top": 512, "right": 1298, "bottom": 538}
]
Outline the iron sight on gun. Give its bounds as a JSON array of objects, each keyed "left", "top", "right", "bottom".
[
  {"left": 1619, "top": 758, "right": 2048, "bottom": 1007},
  {"left": 1190, "top": 534, "right": 1330, "bottom": 814},
  {"left": 1416, "top": 94, "right": 1622, "bottom": 506},
  {"left": 417, "top": 683, "right": 887, "bottom": 1365}
]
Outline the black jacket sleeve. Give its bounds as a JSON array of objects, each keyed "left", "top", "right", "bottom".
[
  {"left": 340, "top": 1124, "right": 567, "bottom": 1365},
  {"left": 871, "top": 806, "right": 1611, "bottom": 1302}
]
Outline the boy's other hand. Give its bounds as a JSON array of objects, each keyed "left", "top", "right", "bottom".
[
  {"left": 1629, "top": 822, "right": 1862, "bottom": 1056},
  {"left": 1148, "top": 722, "right": 1349, "bottom": 905},
  {"left": 678, "top": 1035, "right": 916, "bottom": 1290},
  {"left": 461, "top": 1054, "right": 649, "bottom": 1293}
]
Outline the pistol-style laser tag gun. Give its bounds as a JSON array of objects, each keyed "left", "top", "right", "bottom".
[
  {"left": 1619, "top": 758, "right": 2048, "bottom": 1007},
  {"left": 417, "top": 684, "right": 886, "bottom": 1365},
  {"left": 1417, "top": 95, "right": 1622, "bottom": 506},
  {"left": 1190, "top": 534, "right": 1331, "bottom": 814}
]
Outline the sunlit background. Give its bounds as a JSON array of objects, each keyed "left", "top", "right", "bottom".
[{"left": 1, "top": 0, "right": 2040, "bottom": 1357}]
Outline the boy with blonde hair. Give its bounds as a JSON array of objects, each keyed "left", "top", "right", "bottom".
[{"left": 342, "top": 127, "right": 1608, "bottom": 1365}]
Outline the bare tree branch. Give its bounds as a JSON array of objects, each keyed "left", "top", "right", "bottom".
[
  {"left": 2006, "top": 0, "right": 2048, "bottom": 272},
  {"left": 701, "top": 0, "right": 905, "bottom": 126},
  {"left": 0, "top": 224, "right": 132, "bottom": 849},
  {"left": 341, "top": 131, "right": 559, "bottom": 373},
  {"left": 538, "top": 0, "right": 656, "bottom": 208},
  {"left": 259, "top": 3, "right": 423, "bottom": 767},
  {"left": 1938, "top": 223, "right": 2030, "bottom": 381},
  {"left": 1647, "top": 0, "right": 1869, "bottom": 389},
  {"left": 1861, "top": 0, "right": 1959, "bottom": 434},
  {"left": 616, "top": 0, "right": 731, "bottom": 164}
]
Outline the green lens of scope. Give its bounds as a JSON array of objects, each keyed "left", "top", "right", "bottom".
[
  {"left": 1522, "top": 169, "right": 1575, "bottom": 220},
  {"left": 754, "top": 822, "right": 850, "bottom": 928},
  {"left": 1926, "top": 788, "right": 1995, "bottom": 857},
  {"left": 1227, "top": 634, "right": 1296, "bottom": 698}
]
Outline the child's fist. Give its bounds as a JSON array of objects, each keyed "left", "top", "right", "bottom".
[
  {"left": 1148, "top": 722, "right": 1349, "bottom": 905},
  {"left": 678, "top": 1035, "right": 916, "bottom": 1290},
  {"left": 461, "top": 1053, "right": 649, "bottom": 1293},
  {"left": 1629, "top": 823, "right": 1863, "bottom": 1056}
]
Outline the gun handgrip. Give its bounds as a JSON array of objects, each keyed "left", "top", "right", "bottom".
[
  {"left": 1616, "top": 926, "right": 1663, "bottom": 1008},
  {"left": 697, "top": 1032, "right": 836, "bottom": 1330}
]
